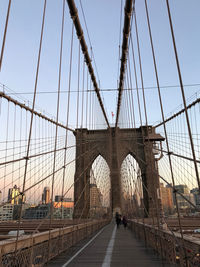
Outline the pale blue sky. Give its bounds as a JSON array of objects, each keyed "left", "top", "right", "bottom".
[
  {"left": 1, "top": 0, "right": 200, "bottom": 201},
  {"left": 0, "top": 0, "right": 200, "bottom": 126}
]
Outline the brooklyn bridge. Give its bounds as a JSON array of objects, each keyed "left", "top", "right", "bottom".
[{"left": 0, "top": 0, "right": 200, "bottom": 266}]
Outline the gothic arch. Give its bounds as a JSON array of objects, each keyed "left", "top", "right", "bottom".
[
  {"left": 73, "top": 127, "right": 163, "bottom": 218},
  {"left": 89, "top": 155, "right": 111, "bottom": 218}
]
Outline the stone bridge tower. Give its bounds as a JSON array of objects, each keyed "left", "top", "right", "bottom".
[{"left": 73, "top": 126, "right": 164, "bottom": 218}]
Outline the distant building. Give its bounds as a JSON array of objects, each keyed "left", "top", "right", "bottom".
[
  {"left": 174, "top": 184, "right": 189, "bottom": 194},
  {"left": 0, "top": 204, "right": 14, "bottom": 221},
  {"left": 55, "top": 195, "right": 72, "bottom": 202},
  {"left": 191, "top": 188, "right": 200, "bottom": 207},
  {"left": 53, "top": 201, "right": 74, "bottom": 209},
  {"left": 42, "top": 187, "right": 50, "bottom": 204},
  {"left": 90, "top": 184, "right": 102, "bottom": 209},
  {"left": 53, "top": 201, "right": 74, "bottom": 219},
  {"left": 23, "top": 204, "right": 50, "bottom": 219},
  {"left": 173, "top": 185, "right": 195, "bottom": 212},
  {"left": 13, "top": 204, "right": 30, "bottom": 220},
  {"left": 160, "top": 183, "right": 173, "bottom": 214},
  {"left": 23, "top": 201, "right": 74, "bottom": 220},
  {"left": 90, "top": 184, "right": 104, "bottom": 218},
  {"left": 55, "top": 195, "right": 62, "bottom": 202},
  {"left": 8, "top": 185, "right": 25, "bottom": 205}
]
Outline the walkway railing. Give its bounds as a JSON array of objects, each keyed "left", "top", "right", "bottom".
[
  {"left": 0, "top": 219, "right": 109, "bottom": 266},
  {"left": 129, "top": 220, "right": 200, "bottom": 267}
]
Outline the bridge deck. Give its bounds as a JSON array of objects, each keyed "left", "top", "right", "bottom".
[{"left": 47, "top": 222, "right": 174, "bottom": 267}]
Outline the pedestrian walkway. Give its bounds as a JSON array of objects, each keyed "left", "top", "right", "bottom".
[{"left": 47, "top": 222, "right": 174, "bottom": 267}]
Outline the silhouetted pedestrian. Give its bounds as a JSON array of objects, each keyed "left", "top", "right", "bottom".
[
  {"left": 115, "top": 212, "right": 121, "bottom": 228},
  {"left": 122, "top": 215, "right": 128, "bottom": 228}
]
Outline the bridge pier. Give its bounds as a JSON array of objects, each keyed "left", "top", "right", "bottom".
[
  {"left": 142, "top": 140, "right": 162, "bottom": 218},
  {"left": 73, "top": 127, "right": 164, "bottom": 219},
  {"left": 110, "top": 127, "right": 122, "bottom": 214},
  {"left": 73, "top": 129, "right": 91, "bottom": 219}
]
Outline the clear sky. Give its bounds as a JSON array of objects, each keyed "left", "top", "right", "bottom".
[{"left": 1, "top": 0, "right": 200, "bottom": 126}]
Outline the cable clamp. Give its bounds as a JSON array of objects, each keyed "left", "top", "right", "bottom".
[
  {"left": 78, "top": 32, "right": 83, "bottom": 41},
  {"left": 71, "top": 10, "right": 78, "bottom": 21},
  {"left": 125, "top": 9, "right": 132, "bottom": 18}
]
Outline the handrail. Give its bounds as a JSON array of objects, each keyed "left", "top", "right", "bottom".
[{"left": 0, "top": 219, "right": 109, "bottom": 255}]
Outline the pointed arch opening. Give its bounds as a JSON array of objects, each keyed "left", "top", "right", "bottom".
[
  {"left": 89, "top": 155, "right": 111, "bottom": 218},
  {"left": 121, "top": 154, "right": 143, "bottom": 217}
]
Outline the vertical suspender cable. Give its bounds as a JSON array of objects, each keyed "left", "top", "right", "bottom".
[
  {"left": 76, "top": 44, "right": 80, "bottom": 128},
  {"left": 165, "top": 0, "right": 200, "bottom": 191},
  {"left": 3, "top": 102, "right": 10, "bottom": 201},
  {"left": 48, "top": 0, "right": 70, "bottom": 254},
  {"left": 11, "top": 105, "right": 16, "bottom": 186},
  {"left": 144, "top": 1, "right": 189, "bottom": 265},
  {"left": 133, "top": 7, "right": 164, "bottom": 255},
  {"left": 117, "top": 0, "right": 123, "bottom": 88},
  {"left": 14, "top": 0, "right": 47, "bottom": 255},
  {"left": 130, "top": 35, "right": 142, "bottom": 125},
  {"left": 134, "top": 11, "right": 148, "bottom": 126},
  {"left": 61, "top": 19, "right": 75, "bottom": 221},
  {"left": 66, "top": 0, "right": 109, "bottom": 128},
  {"left": 81, "top": 60, "right": 85, "bottom": 128},
  {"left": 115, "top": 0, "right": 134, "bottom": 127},
  {"left": 86, "top": 70, "right": 88, "bottom": 128}
]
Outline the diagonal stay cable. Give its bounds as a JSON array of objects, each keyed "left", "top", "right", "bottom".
[{"left": 0, "top": 91, "right": 74, "bottom": 132}]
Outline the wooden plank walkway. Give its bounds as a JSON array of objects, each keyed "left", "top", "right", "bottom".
[{"left": 47, "top": 222, "right": 174, "bottom": 267}]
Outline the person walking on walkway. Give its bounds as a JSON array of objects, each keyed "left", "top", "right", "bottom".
[
  {"left": 122, "top": 215, "right": 128, "bottom": 228},
  {"left": 115, "top": 212, "right": 121, "bottom": 228}
]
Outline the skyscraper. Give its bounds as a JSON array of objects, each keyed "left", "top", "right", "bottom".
[
  {"left": 42, "top": 187, "right": 50, "bottom": 204},
  {"left": 160, "top": 183, "right": 173, "bottom": 214},
  {"left": 8, "top": 185, "right": 21, "bottom": 204},
  {"left": 172, "top": 184, "right": 195, "bottom": 212},
  {"left": 90, "top": 184, "right": 102, "bottom": 208},
  {"left": 191, "top": 188, "right": 200, "bottom": 207}
]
